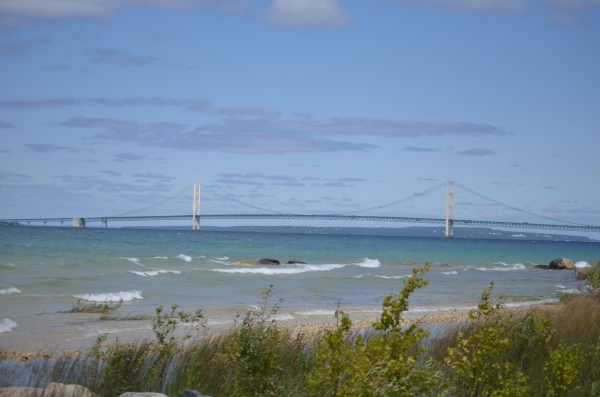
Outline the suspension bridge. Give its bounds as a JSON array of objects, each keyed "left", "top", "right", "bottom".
[{"left": 2, "top": 181, "right": 600, "bottom": 237}]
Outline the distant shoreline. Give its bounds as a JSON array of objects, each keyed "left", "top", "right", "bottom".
[{"left": 120, "top": 225, "right": 598, "bottom": 242}]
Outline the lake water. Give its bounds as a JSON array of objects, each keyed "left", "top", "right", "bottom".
[{"left": 1, "top": 226, "right": 598, "bottom": 352}]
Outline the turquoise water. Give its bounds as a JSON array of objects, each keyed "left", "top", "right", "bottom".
[{"left": 1, "top": 226, "right": 599, "bottom": 351}]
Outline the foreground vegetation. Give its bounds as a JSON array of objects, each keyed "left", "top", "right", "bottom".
[{"left": 2, "top": 261, "right": 600, "bottom": 397}]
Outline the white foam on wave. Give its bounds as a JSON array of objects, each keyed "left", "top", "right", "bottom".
[
  {"left": 558, "top": 288, "right": 581, "bottom": 295},
  {"left": 273, "top": 313, "right": 295, "bottom": 321},
  {"left": 130, "top": 270, "right": 181, "bottom": 277},
  {"left": 123, "top": 257, "right": 144, "bottom": 266},
  {"left": 74, "top": 290, "right": 143, "bottom": 302},
  {"left": 177, "top": 254, "right": 192, "bottom": 263},
  {"left": 353, "top": 258, "right": 380, "bottom": 268},
  {"left": 0, "top": 318, "right": 18, "bottom": 333},
  {"left": 297, "top": 309, "right": 336, "bottom": 316},
  {"left": 505, "top": 298, "right": 560, "bottom": 308},
  {"left": 442, "top": 271, "right": 459, "bottom": 275},
  {"left": 575, "top": 261, "right": 590, "bottom": 268},
  {"left": 0, "top": 286, "right": 22, "bottom": 295},
  {"left": 354, "top": 274, "right": 410, "bottom": 279},
  {"left": 211, "top": 263, "right": 345, "bottom": 275},
  {"left": 475, "top": 262, "right": 526, "bottom": 272},
  {"left": 374, "top": 274, "right": 411, "bottom": 279},
  {"left": 1, "top": 263, "right": 16, "bottom": 268},
  {"left": 154, "top": 256, "right": 168, "bottom": 260}
]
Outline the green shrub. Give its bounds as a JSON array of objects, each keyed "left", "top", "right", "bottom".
[
  {"left": 588, "top": 260, "right": 600, "bottom": 296},
  {"left": 309, "top": 263, "right": 441, "bottom": 397},
  {"left": 307, "top": 312, "right": 370, "bottom": 396},
  {"left": 152, "top": 304, "right": 204, "bottom": 348},
  {"left": 445, "top": 283, "right": 528, "bottom": 397},
  {"left": 543, "top": 341, "right": 584, "bottom": 396},
  {"left": 225, "top": 284, "right": 285, "bottom": 396}
]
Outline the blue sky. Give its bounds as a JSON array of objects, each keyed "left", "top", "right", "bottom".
[{"left": 1, "top": 0, "right": 599, "bottom": 227}]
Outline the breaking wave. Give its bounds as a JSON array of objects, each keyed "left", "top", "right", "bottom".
[
  {"left": 74, "top": 290, "right": 143, "bottom": 302},
  {"left": 353, "top": 258, "right": 381, "bottom": 268},
  {"left": 474, "top": 262, "right": 526, "bottom": 272},
  {"left": 211, "top": 264, "right": 345, "bottom": 275},
  {"left": 0, "top": 318, "right": 18, "bottom": 333},
  {"left": 129, "top": 270, "right": 181, "bottom": 277},
  {"left": 0, "top": 286, "right": 22, "bottom": 295}
]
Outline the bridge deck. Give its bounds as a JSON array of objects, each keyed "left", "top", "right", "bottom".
[{"left": 3, "top": 214, "right": 600, "bottom": 233}]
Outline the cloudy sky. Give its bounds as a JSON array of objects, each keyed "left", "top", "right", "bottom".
[{"left": 1, "top": 0, "right": 599, "bottom": 226}]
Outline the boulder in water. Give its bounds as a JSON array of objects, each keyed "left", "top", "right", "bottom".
[
  {"left": 287, "top": 260, "right": 306, "bottom": 264},
  {"left": 549, "top": 258, "right": 575, "bottom": 270},
  {"left": 258, "top": 258, "right": 280, "bottom": 265}
]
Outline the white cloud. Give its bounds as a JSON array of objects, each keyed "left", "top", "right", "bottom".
[
  {"left": 264, "top": 0, "right": 353, "bottom": 28},
  {"left": 0, "top": 0, "right": 249, "bottom": 26}
]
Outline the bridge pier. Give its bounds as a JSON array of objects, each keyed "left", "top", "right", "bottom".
[
  {"left": 72, "top": 217, "right": 86, "bottom": 228},
  {"left": 445, "top": 181, "right": 454, "bottom": 238},
  {"left": 192, "top": 183, "right": 201, "bottom": 230}
]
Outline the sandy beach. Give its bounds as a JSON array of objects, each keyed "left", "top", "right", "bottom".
[{"left": 1, "top": 303, "right": 561, "bottom": 361}]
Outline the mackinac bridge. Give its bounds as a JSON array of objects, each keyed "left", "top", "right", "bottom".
[{"left": 2, "top": 181, "right": 600, "bottom": 237}]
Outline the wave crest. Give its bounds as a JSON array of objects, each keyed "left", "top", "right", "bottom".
[
  {"left": 74, "top": 290, "right": 143, "bottom": 302},
  {"left": 211, "top": 264, "right": 345, "bottom": 275}
]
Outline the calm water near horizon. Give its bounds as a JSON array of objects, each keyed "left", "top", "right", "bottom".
[{"left": 1, "top": 226, "right": 599, "bottom": 352}]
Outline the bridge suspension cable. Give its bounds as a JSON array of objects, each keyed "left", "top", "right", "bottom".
[
  {"left": 110, "top": 184, "right": 194, "bottom": 217},
  {"left": 200, "top": 184, "right": 292, "bottom": 215},
  {"left": 337, "top": 182, "right": 447, "bottom": 215},
  {"left": 453, "top": 182, "right": 590, "bottom": 226}
]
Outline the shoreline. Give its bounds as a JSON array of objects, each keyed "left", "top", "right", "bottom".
[{"left": 0, "top": 302, "right": 562, "bottom": 361}]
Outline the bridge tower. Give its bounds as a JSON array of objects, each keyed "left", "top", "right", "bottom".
[
  {"left": 192, "top": 183, "right": 201, "bottom": 230},
  {"left": 445, "top": 181, "right": 454, "bottom": 238}
]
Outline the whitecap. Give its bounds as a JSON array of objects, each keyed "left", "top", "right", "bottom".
[
  {"left": 442, "top": 271, "right": 459, "bottom": 275},
  {"left": 475, "top": 263, "right": 526, "bottom": 272},
  {"left": 0, "top": 318, "right": 18, "bottom": 333},
  {"left": 353, "top": 258, "right": 380, "bottom": 268},
  {"left": 374, "top": 274, "right": 412, "bottom": 279},
  {"left": 129, "top": 270, "right": 181, "bottom": 277},
  {"left": 154, "top": 256, "right": 168, "bottom": 260},
  {"left": 558, "top": 288, "right": 581, "bottom": 295},
  {"left": 273, "top": 313, "right": 295, "bottom": 321},
  {"left": 297, "top": 309, "right": 336, "bottom": 316},
  {"left": 123, "top": 257, "right": 144, "bottom": 266},
  {"left": 0, "top": 286, "right": 22, "bottom": 295},
  {"left": 211, "top": 264, "right": 345, "bottom": 275},
  {"left": 74, "top": 290, "right": 143, "bottom": 302},
  {"left": 575, "top": 261, "right": 590, "bottom": 268},
  {"left": 177, "top": 254, "right": 192, "bottom": 263}
]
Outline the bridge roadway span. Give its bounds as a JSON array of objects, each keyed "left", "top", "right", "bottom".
[{"left": 3, "top": 214, "right": 600, "bottom": 233}]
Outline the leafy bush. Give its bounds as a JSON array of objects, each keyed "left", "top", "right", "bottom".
[
  {"left": 224, "top": 284, "right": 285, "bottom": 396},
  {"left": 309, "top": 263, "right": 440, "bottom": 396},
  {"left": 588, "top": 260, "right": 600, "bottom": 296},
  {"left": 444, "top": 283, "right": 528, "bottom": 397}
]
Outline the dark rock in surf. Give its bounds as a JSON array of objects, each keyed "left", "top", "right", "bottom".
[
  {"left": 534, "top": 265, "right": 550, "bottom": 270},
  {"left": 549, "top": 258, "right": 575, "bottom": 270},
  {"left": 258, "top": 258, "right": 280, "bottom": 265},
  {"left": 287, "top": 260, "right": 306, "bottom": 264}
]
